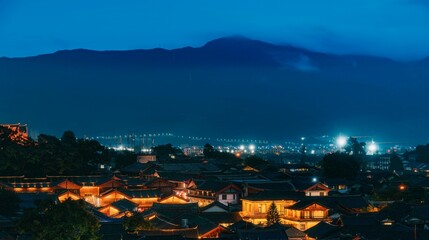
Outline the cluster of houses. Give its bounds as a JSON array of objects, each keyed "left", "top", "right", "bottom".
[{"left": 1, "top": 155, "right": 429, "bottom": 240}]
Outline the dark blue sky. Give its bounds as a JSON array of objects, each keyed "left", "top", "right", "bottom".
[{"left": 1, "top": 0, "right": 429, "bottom": 60}]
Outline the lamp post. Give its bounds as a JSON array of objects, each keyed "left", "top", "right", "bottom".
[
  {"left": 336, "top": 136, "right": 347, "bottom": 151},
  {"left": 408, "top": 217, "right": 421, "bottom": 240}
]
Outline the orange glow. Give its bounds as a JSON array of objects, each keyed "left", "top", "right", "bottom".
[
  {"left": 40, "top": 187, "right": 51, "bottom": 192},
  {"left": 399, "top": 185, "right": 406, "bottom": 190}
]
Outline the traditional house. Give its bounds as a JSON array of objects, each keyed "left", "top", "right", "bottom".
[
  {"left": 198, "top": 225, "right": 233, "bottom": 239},
  {"left": 123, "top": 189, "right": 162, "bottom": 210},
  {"left": 98, "top": 188, "right": 162, "bottom": 209},
  {"left": 240, "top": 191, "right": 304, "bottom": 225},
  {"left": 53, "top": 179, "right": 82, "bottom": 194},
  {"left": 120, "top": 162, "right": 157, "bottom": 179},
  {"left": 305, "top": 221, "right": 341, "bottom": 240},
  {"left": 57, "top": 190, "right": 81, "bottom": 202},
  {"left": 144, "top": 178, "right": 176, "bottom": 195},
  {"left": 158, "top": 194, "right": 190, "bottom": 204},
  {"left": 284, "top": 199, "right": 331, "bottom": 230},
  {"left": 302, "top": 183, "right": 331, "bottom": 197},
  {"left": 99, "top": 189, "right": 130, "bottom": 207},
  {"left": 187, "top": 181, "right": 242, "bottom": 207},
  {"left": 99, "top": 199, "right": 138, "bottom": 218},
  {"left": 244, "top": 181, "right": 296, "bottom": 196},
  {"left": 323, "top": 179, "right": 349, "bottom": 194}
]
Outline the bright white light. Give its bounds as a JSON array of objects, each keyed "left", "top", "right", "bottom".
[
  {"left": 312, "top": 177, "right": 317, "bottom": 182},
  {"left": 239, "top": 145, "right": 245, "bottom": 150},
  {"left": 368, "top": 142, "right": 378, "bottom": 153},
  {"left": 301, "top": 137, "right": 305, "bottom": 141},
  {"left": 336, "top": 136, "right": 347, "bottom": 148},
  {"left": 249, "top": 144, "right": 255, "bottom": 151},
  {"left": 311, "top": 150, "right": 315, "bottom": 155}
]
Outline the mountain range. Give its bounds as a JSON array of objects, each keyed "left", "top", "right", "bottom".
[{"left": 1, "top": 37, "right": 428, "bottom": 145}]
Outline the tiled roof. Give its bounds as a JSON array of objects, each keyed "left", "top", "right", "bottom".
[
  {"left": 246, "top": 181, "right": 295, "bottom": 191},
  {"left": 287, "top": 199, "right": 332, "bottom": 210},
  {"left": 340, "top": 213, "right": 379, "bottom": 227},
  {"left": 138, "top": 228, "right": 198, "bottom": 239},
  {"left": 172, "top": 213, "right": 217, "bottom": 235},
  {"left": 200, "top": 212, "right": 242, "bottom": 224},
  {"left": 285, "top": 226, "right": 306, "bottom": 238},
  {"left": 18, "top": 192, "right": 58, "bottom": 209},
  {"left": 147, "top": 203, "right": 199, "bottom": 218},
  {"left": 157, "top": 163, "right": 220, "bottom": 172},
  {"left": 122, "top": 189, "right": 162, "bottom": 198},
  {"left": 227, "top": 220, "right": 256, "bottom": 231},
  {"left": 200, "top": 201, "right": 229, "bottom": 212},
  {"left": 286, "top": 195, "right": 370, "bottom": 211},
  {"left": 120, "top": 162, "right": 155, "bottom": 174},
  {"left": 196, "top": 181, "right": 233, "bottom": 192},
  {"left": 306, "top": 221, "right": 340, "bottom": 239},
  {"left": 110, "top": 199, "right": 138, "bottom": 212},
  {"left": 155, "top": 172, "right": 197, "bottom": 182},
  {"left": 243, "top": 191, "right": 304, "bottom": 201},
  {"left": 237, "top": 228, "right": 288, "bottom": 240}
]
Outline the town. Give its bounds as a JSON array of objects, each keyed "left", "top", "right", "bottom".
[{"left": 1, "top": 124, "right": 429, "bottom": 240}]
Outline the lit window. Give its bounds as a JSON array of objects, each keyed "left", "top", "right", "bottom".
[
  {"left": 258, "top": 204, "right": 267, "bottom": 213},
  {"left": 303, "top": 211, "right": 310, "bottom": 219},
  {"left": 313, "top": 210, "right": 325, "bottom": 218}
]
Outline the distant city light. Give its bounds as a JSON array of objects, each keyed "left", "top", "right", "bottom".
[
  {"left": 368, "top": 141, "right": 378, "bottom": 154},
  {"left": 239, "top": 145, "right": 245, "bottom": 150},
  {"left": 312, "top": 177, "right": 318, "bottom": 182},
  {"left": 249, "top": 144, "right": 255, "bottom": 151},
  {"left": 311, "top": 150, "right": 315, "bottom": 154},
  {"left": 336, "top": 136, "right": 348, "bottom": 148}
]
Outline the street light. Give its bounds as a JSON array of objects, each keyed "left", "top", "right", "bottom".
[
  {"left": 336, "top": 136, "right": 347, "bottom": 149},
  {"left": 368, "top": 141, "right": 378, "bottom": 154}
]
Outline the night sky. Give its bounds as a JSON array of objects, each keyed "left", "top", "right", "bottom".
[
  {"left": 1, "top": 0, "right": 429, "bottom": 60},
  {"left": 1, "top": 1, "right": 429, "bottom": 145}
]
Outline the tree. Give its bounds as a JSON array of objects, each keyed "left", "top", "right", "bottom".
[
  {"left": 202, "top": 143, "right": 240, "bottom": 161},
  {"left": 152, "top": 144, "right": 183, "bottom": 161},
  {"left": 344, "top": 137, "right": 366, "bottom": 157},
  {"left": 300, "top": 144, "right": 307, "bottom": 164},
  {"left": 415, "top": 144, "right": 429, "bottom": 163},
  {"left": 123, "top": 213, "right": 153, "bottom": 233},
  {"left": 244, "top": 156, "right": 266, "bottom": 168},
  {"left": 389, "top": 153, "right": 404, "bottom": 172},
  {"left": 266, "top": 202, "right": 280, "bottom": 226},
  {"left": 0, "top": 189, "right": 19, "bottom": 216},
  {"left": 320, "top": 152, "right": 361, "bottom": 179},
  {"left": 18, "top": 199, "right": 100, "bottom": 240},
  {"left": 61, "top": 131, "right": 77, "bottom": 146},
  {"left": 203, "top": 143, "right": 215, "bottom": 157}
]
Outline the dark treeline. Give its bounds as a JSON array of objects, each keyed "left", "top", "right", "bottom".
[
  {"left": 0, "top": 127, "right": 135, "bottom": 177},
  {"left": 409, "top": 143, "right": 429, "bottom": 163}
]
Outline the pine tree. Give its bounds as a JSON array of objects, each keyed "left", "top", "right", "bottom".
[{"left": 266, "top": 202, "right": 280, "bottom": 226}]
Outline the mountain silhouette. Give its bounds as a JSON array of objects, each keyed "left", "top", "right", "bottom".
[{"left": 1, "top": 37, "right": 427, "bottom": 144}]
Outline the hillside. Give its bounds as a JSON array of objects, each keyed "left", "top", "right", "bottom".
[{"left": 1, "top": 37, "right": 427, "bottom": 144}]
